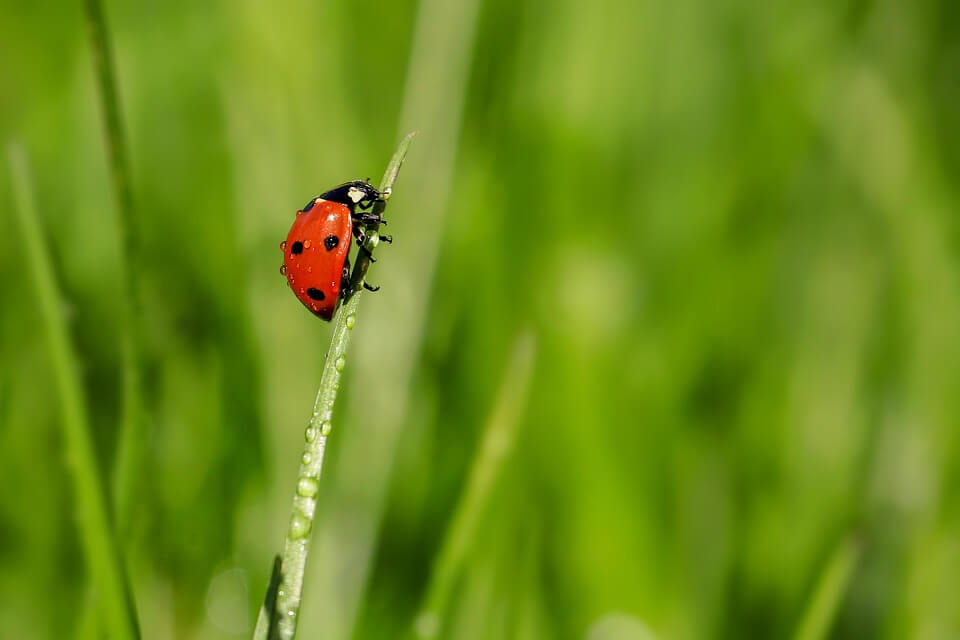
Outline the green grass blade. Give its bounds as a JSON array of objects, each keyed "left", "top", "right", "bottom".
[
  {"left": 413, "top": 333, "right": 537, "bottom": 639},
  {"left": 793, "top": 536, "right": 860, "bottom": 640},
  {"left": 8, "top": 143, "right": 140, "bottom": 640},
  {"left": 252, "top": 555, "right": 283, "bottom": 640},
  {"left": 305, "top": 0, "right": 483, "bottom": 632},
  {"left": 253, "top": 135, "right": 414, "bottom": 640},
  {"left": 82, "top": 0, "right": 146, "bottom": 532},
  {"left": 346, "top": 131, "right": 418, "bottom": 299}
]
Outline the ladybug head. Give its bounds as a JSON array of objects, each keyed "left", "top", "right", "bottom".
[{"left": 320, "top": 180, "right": 381, "bottom": 211}]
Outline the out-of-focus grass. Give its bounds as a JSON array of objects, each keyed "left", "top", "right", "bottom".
[
  {"left": 1, "top": 0, "right": 959, "bottom": 638},
  {"left": 413, "top": 333, "right": 535, "bottom": 639},
  {"left": 7, "top": 145, "right": 138, "bottom": 640},
  {"left": 793, "top": 537, "right": 859, "bottom": 640},
  {"left": 82, "top": 0, "right": 147, "bottom": 537}
]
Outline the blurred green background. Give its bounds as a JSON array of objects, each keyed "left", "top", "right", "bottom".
[{"left": 2, "top": 0, "right": 959, "bottom": 637}]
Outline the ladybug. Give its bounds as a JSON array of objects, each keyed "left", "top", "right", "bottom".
[{"left": 280, "top": 180, "right": 391, "bottom": 320}]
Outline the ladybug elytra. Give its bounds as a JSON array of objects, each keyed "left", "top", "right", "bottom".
[{"left": 281, "top": 180, "right": 390, "bottom": 320}]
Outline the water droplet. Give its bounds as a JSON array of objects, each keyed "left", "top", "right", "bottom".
[
  {"left": 296, "top": 476, "right": 319, "bottom": 498},
  {"left": 335, "top": 356, "right": 346, "bottom": 371},
  {"left": 346, "top": 314, "right": 356, "bottom": 330},
  {"left": 305, "top": 426, "right": 318, "bottom": 442},
  {"left": 320, "top": 421, "right": 332, "bottom": 436},
  {"left": 289, "top": 276, "right": 296, "bottom": 285},
  {"left": 311, "top": 303, "right": 319, "bottom": 312},
  {"left": 303, "top": 239, "right": 312, "bottom": 249},
  {"left": 277, "top": 589, "right": 285, "bottom": 598},
  {"left": 299, "top": 287, "right": 305, "bottom": 294},
  {"left": 307, "top": 266, "right": 313, "bottom": 273},
  {"left": 289, "top": 512, "right": 312, "bottom": 538},
  {"left": 302, "top": 453, "right": 312, "bottom": 465},
  {"left": 280, "top": 264, "right": 287, "bottom": 275},
  {"left": 287, "top": 609, "right": 296, "bottom": 618},
  {"left": 280, "top": 240, "right": 287, "bottom": 251}
]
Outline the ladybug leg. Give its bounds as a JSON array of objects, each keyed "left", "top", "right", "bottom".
[
  {"left": 357, "top": 200, "right": 373, "bottom": 211},
  {"left": 351, "top": 228, "right": 382, "bottom": 262},
  {"left": 358, "top": 244, "right": 377, "bottom": 263},
  {"left": 357, "top": 188, "right": 387, "bottom": 211},
  {"left": 353, "top": 211, "right": 384, "bottom": 226},
  {"left": 355, "top": 226, "right": 392, "bottom": 246},
  {"left": 363, "top": 282, "right": 380, "bottom": 292},
  {"left": 352, "top": 226, "right": 367, "bottom": 245},
  {"left": 340, "top": 260, "right": 352, "bottom": 298}
]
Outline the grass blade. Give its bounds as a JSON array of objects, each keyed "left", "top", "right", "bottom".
[
  {"left": 82, "top": 0, "right": 146, "bottom": 532},
  {"left": 253, "top": 134, "right": 415, "bottom": 640},
  {"left": 252, "top": 555, "right": 283, "bottom": 640},
  {"left": 793, "top": 536, "right": 860, "bottom": 640},
  {"left": 305, "top": 0, "right": 483, "bottom": 633},
  {"left": 8, "top": 143, "right": 140, "bottom": 640}
]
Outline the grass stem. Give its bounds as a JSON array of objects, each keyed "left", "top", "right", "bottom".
[
  {"left": 254, "top": 132, "right": 416, "bottom": 640},
  {"left": 82, "top": 0, "right": 146, "bottom": 532},
  {"left": 305, "top": 0, "right": 482, "bottom": 632},
  {"left": 793, "top": 536, "right": 860, "bottom": 640},
  {"left": 8, "top": 144, "right": 140, "bottom": 640}
]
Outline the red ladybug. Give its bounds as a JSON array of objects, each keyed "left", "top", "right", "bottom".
[{"left": 280, "top": 180, "right": 390, "bottom": 320}]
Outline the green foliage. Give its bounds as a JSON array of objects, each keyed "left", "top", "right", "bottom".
[
  {"left": 8, "top": 145, "right": 138, "bottom": 640},
  {"left": 1, "top": 0, "right": 959, "bottom": 638}
]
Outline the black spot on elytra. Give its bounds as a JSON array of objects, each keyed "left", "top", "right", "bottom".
[
  {"left": 291, "top": 241, "right": 304, "bottom": 254},
  {"left": 324, "top": 235, "right": 339, "bottom": 251},
  {"left": 307, "top": 288, "right": 325, "bottom": 301}
]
